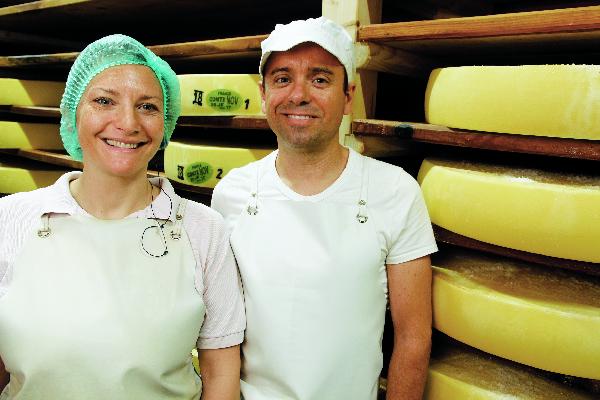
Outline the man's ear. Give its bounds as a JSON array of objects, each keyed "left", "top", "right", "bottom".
[
  {"left": 259, "top": 81, "right": 267, "bottom": 114},
  {"left": 343, "top": 83, "right": 356, "bottom": 115}
]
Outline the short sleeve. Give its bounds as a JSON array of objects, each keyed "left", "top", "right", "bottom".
[
  {"left": 181, "top": 201, "right": 246, "bottom": 350},
  {"left": 385, "top": 179, "right": 438, "bottom": 265}
]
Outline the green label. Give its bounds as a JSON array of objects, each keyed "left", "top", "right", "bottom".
[
  {"left": 207, "top": 89, "right": 242, "bottom": 111},
  {"left": 184, "top": 162, "right": 213, "bottom": 184}
]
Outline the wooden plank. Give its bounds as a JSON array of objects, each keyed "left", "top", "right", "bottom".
[
  {"left": 354, "top": 42, "right": 431, "bottom": 76},
  {"left": 1, "top": 148, "right": 81, "bottom": 169},
  {"left": 0, "top": 149, "right": 214, "bottom": 195},
  {"left": 434, "top": 225, "right": 600, "bottom": 277},
  {"left": 0, "top": 0, "right": 88, "bottom": 16},
  {"left": 8, "top": 105, "right": 60, "bottom": 118},
  {"left": 358, "top": 5, "right": 600, "bottom": 43},
  {"left": 0, "top": 35, "right": 266, "bottom": 67},
  {"left": 6, "top": 106, "right": 269, "bottom": 130},
  {"left": 352, "top": 119, "right": 600, "bottom": 161},
  {"left": 177, "top": 116, "right": 269, "bottom": 130}
]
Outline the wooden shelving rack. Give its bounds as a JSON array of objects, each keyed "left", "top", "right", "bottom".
[{"left": 1, "top": 0, "right": 599, "bottom": 394}]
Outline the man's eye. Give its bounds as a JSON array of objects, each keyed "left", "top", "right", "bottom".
[
  {"left": 274, "top": 77, "right": 290, "bottom": 84},
  {"left": 314, "top": 77, "right": 328, "bottom": 84}
]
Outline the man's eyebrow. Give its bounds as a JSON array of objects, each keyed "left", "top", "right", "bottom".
[
  {"left": 311, "top": 67, "right": 335, "bottom": 76},
  {"left": 268, "top": 67, "right": 290, "bottom": 76}
]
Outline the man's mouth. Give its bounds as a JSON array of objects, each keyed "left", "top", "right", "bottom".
[{"left": 104, "top": 139, "right": 145, "bottom": 149}]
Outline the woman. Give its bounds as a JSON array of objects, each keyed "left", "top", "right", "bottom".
[{"left": 0, "top": 34, "right": 244, "bottom": 399}]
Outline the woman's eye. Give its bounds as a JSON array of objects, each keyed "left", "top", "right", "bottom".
[
  {"left": 94, "top": 97, "right": 112, "bottom": 105},
  {"left": 140, "top": 103, "right": 159, "bottom": 112}
]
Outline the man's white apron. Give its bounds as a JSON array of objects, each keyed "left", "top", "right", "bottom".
[
  {"left": 0, "top": 200, "right": 205, "bottom": 399},
  {"left": 232, "top": 158, "right": 387, "bottom": 400}
]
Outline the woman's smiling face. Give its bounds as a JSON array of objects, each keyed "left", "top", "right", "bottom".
[{"left": 76, "top": 64, "right": 164, "bottom": 179}]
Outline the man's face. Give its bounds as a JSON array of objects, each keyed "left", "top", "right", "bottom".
[{"left": 260, "top": 43, "right": 355, "bottom": 152}]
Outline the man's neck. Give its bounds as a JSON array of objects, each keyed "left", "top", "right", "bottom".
[{"left": 275, "top": 142, "right": 349, "bottom": 196}]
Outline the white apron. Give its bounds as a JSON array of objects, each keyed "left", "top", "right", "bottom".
[
  {"left": 0, "top": 199, "right": 205, "bottom": 400},
  {"left": 232, "top": 157, "right": 387, "bottom": 400}
]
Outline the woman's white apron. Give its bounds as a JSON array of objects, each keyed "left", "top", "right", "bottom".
[
  {"left": 0, "top": 200, "right": 205, "bottom": 399},
  {"left": 232, "top": 158, "right": 387, "bottom": 400}
]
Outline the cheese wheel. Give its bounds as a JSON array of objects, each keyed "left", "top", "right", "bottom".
[
  {"left": 164, "top": 140, "right": 272, "bottom": 188},
  {"left": 425, "top": 65, "right": 600, "bottom": 140},
  {"left": 432, "top": 249, "right": 600, "bottom": 378},
  {"left": 0, "top": 78, "right": 65, "bottom": 107},
  {"left": 0, "top": 121, "right": 63, "bottom": 149},
  {"left": 0, "top": 161, "right": 66, "bottom": 193},
  {"left": 425, "top": 344, "right": 595, "bottom": 399},
  {"left": 178, "top": 74, "right": 263, "bottom": 116},
  {"left": 417, "top": 158, "right": 600, "bottom": 263}
]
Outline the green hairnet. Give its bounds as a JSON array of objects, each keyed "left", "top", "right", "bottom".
[{"left": 60, "top": 34, "right": 180, "bottom": 161}]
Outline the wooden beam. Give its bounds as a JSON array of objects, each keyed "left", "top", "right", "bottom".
[
  {"left": 8, "top": 105, "right": 60, "bottom": 118},
  {"left": 177, "top": 116, "right": 269, "bottom": 130},
  {"left": 0, "top": 0, "right": 89, "bottom": 16},
  {"left": 354, "top": 42, "right": 431, "bottom": 76},
  {"left": 434, "top": 226, "right": 600, "bottom": 277},
  {"left": 0, "top": 35, "right": 265, "bottom": 67},
  {"left": 352, "top": 119, "right": 600, "bottom": 161},
  {"left": 358, "top": 5, "right": 600, "bottom": 42}
]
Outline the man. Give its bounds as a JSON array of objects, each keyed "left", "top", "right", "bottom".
[{"left": 211, "top": 17, "right": 437, "bottom": 400}]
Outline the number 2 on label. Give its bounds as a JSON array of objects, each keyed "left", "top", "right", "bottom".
[{"left": 216, "top": 169, "right": 224, "bottom": 179}]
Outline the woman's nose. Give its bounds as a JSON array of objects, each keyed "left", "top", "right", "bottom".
[{"left": 116, "top": 105, "right": 141, "bottom": 134}]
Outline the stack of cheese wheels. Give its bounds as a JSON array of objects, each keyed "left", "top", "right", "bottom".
[
  {"left": 431, "top": 249, "right": 600, "bottom": 380},
  {"left": 164, "top": 139, "right": 272, "bottom": 188},
  {"left": 0, "top": 78, "right": 64, "bottom": 107},
  {"left": 0, "top": 160, "right": 67, "bottom": 193},
  {"left": 417, "top": 158, "right": 600, "bottom": 263},
  {"left": 425, "top": 341, "right": 596, "bottom": 399},
  {"left": 0, "top": 121, "right": 63, "bottom": 150},
  {"left": 178, "top": 74, "right": 263, "bottom": 116},
  {"left": 425, "top": 65, "right": 600, "bottom": 140}
]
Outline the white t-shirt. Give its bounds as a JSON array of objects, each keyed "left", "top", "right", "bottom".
[
  {"left": 0, "top": 172, "right": 245, "bottom": 349},
  {"left": 212, "top": 148, "right": 438, "bottom": 272}
]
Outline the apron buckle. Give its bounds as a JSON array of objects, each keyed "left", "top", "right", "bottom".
[
  {"left": 37, "top": 228, "right": 51, "bottom": 238},
  {"left": 247, "top": 205, "right": 259, "bottom": 216}
]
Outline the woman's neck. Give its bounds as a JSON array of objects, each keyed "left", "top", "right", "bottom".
[{"left": 70, "top": 169, "right": 157, "bottom": 219}]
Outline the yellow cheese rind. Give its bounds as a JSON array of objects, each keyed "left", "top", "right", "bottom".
[
  {"left": 425, "top": 65, "right": 600, "bottom": 140},
  {"left": 425, "top": 345, "right": 595, "bottom": 399},
  {"left": 417, "top": 158, "right": 600, "bottom": 263},
  {"left": 0, "top": 78, "right": 65, "bottom": 107},
  {"left": 0, "top": 163, "right": 66, "bottom": 193},
  {"left": 432, "top": 250, "right": 600, "bottom": 379},
  {"left": 0, "top": 121, "right": 63, "bottom": 150},
  {"left": 164, "top": 140, "right": 272, "bottom": 188},
  {"left": 178, "top": 74, "right": 263, "bottom": 116}
]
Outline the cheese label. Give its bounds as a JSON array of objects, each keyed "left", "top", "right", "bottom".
[
  {"left": 207, "top": 89, "right": 243, "bottom": 112},
  {"left": 183, "top": 162, "right": 213, "bottom": 184}
]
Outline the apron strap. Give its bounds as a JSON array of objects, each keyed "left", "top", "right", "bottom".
[
  {"left": 170, "top": 198, "right": 188, "bottom": 240},
  {"left": 247, "top": 160, "right": 260, "bottom": 216},
  {"left": 37, "top": 213, "right": 51, "bottom": 237},
  {"left": 356, "top": 156, "right": 370, "bottom": 224}
]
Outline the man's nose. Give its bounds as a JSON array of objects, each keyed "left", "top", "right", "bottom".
[{"left": 288, "top": 80, "right": 310, "bottom": 105}]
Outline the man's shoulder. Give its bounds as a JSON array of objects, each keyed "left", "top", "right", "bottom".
[
  {"left": 212, "top": 152, "right": 274, "bottom": 210},
  {"left": 360, "top": 153, "right": 420, "bottom": 194}
]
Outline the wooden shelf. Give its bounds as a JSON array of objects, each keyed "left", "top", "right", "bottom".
[
  {"left": 359, "top": 5, "right": 600, "bottom": 56},
  {"left": 0, "top": 35, "right": 266, "bottom": 68},
  {"left": 434, "top": 225, "right": 600, "bottom": 278},
  {"left": 352, "top": 119, "right": 600, "bottom": 161},
  {"left": 0, "top": 148, "right": 213, "bottom": 196},
  {"left": 5, "top": 105, "right": 269, "bottom": 130}
]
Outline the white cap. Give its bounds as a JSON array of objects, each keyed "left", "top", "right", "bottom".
[{"left": 259, "top": 16, "right": 354, "bottom": 83}]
